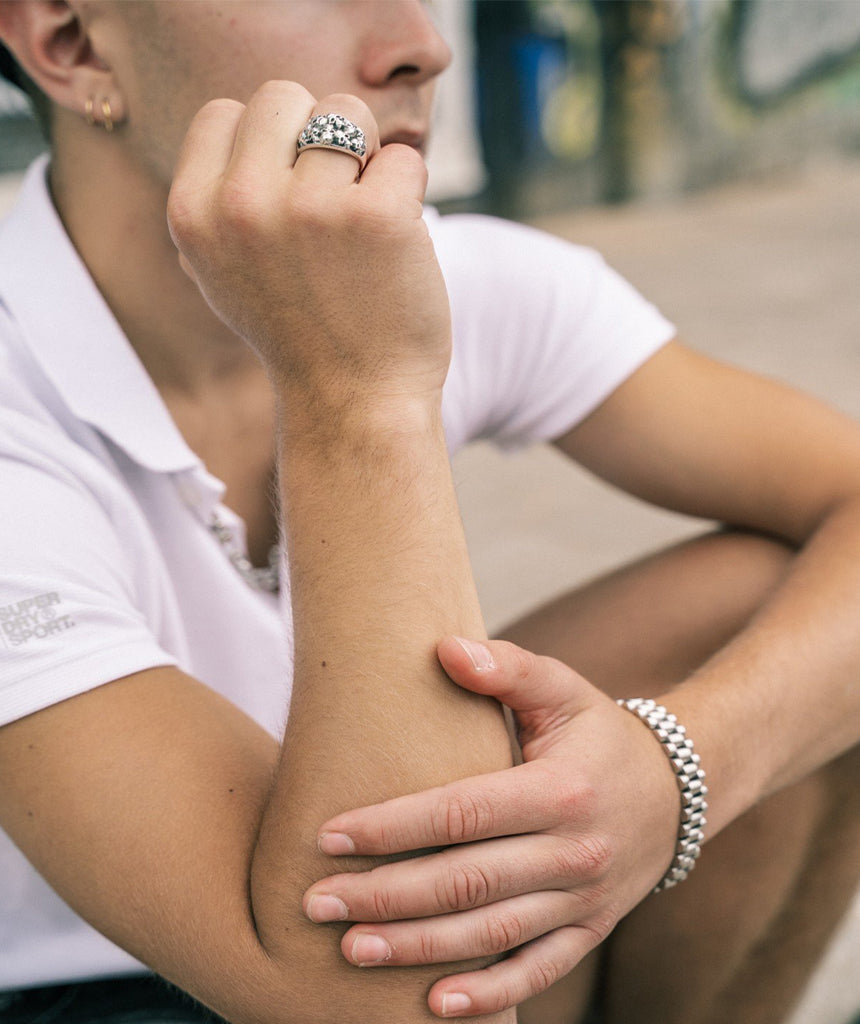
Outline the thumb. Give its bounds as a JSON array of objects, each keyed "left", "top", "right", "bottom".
[{"left": 438, "top": 636, "right": 594, "bottom": 724}]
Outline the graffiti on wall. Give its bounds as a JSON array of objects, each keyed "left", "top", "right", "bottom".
[{"left": 727, "top": 0, "right": 860, "bottom": 107}]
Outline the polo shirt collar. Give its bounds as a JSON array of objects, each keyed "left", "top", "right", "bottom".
[{"left": 0, "top": 156, "right": 200, "bottom": 476}]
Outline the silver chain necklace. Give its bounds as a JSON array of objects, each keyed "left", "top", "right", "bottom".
[{"left": 208, "top": 512, "right": 281, "bottom": 593}]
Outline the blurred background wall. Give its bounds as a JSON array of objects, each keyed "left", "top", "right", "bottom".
[{"left": 461, "top": 0, "right": 860, "bottom": 216}]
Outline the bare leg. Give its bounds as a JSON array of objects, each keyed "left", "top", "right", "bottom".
[{"left": 502, "top": 531, "right": 860, "bottom": 1024}]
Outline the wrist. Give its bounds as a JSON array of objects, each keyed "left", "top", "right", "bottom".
[
  {"left": 275, "top": 383, "right": 445, "bottom": 453},
  {"left": 653, "top": 684, "right": 763, "bottom": 841},
  {"left": 617, "top": 698, "right": 707, "bottom": 892}
]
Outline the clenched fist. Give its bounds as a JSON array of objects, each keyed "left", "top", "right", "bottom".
[{"left": 167, "top": 81, "right": 452, "bottom": 407}]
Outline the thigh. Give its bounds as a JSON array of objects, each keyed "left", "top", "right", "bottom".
[{"left": 498, "top": 529, "right": 792, "bottom": 697}]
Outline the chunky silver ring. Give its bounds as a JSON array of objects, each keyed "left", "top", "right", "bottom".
[{"left": 296, "top": 113, "right": 367, "bottom": 169}]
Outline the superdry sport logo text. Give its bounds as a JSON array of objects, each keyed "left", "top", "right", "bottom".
[{"left": 0, "top": 592, "right": 76, "bottom": 648}]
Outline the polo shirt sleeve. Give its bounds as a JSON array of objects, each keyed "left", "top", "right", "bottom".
[
  {"left": 432, "top": 213, "right": 676, "bottom": 450},
  {"left": 0, "top": 411, "right": 177, "bottom": 726}
]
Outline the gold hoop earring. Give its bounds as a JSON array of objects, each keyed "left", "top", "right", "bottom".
[
  {"left": 101, "top": 98, "right": 114, "bottom": 133},
  {"left": 85, "top": 98, "right": 96, "bottom": 126}
]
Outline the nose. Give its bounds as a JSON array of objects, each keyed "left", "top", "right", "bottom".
[{"left": 359, "top": 1, "right": 452, "bottom": 88}]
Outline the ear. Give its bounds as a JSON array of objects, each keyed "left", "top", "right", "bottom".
[{"left": 0, "top": 1, "right": 125, "bottom": 122}]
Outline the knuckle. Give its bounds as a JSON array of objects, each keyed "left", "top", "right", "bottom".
[
  {"left": 549, "top": 844, "right": 581, "bottom": 883},
  {"left": 165, "top": 191, "right": 200, "bottom": 248},
  {"left": 437, "top": 862, "right": 493, "bottom": 912},
  {"left": 583, "top": 908, "right": 618, "bottom": 945},
  {"left": 195, "top": 97, "right": 245, "bottom": 131},
  {"left": 552, "top": 777, "right": 598, "bottom": 824},
  {"left": 554, "top": 785, "right": 579, "bottom": 823},
  {"left": 573, "top": 778, "right": 599, "bottom": 817},
  {"left": 167, "top": 192, "right": 218, "bottom": 254},
  {"left": 437, "top": 788, "right": 495, "bottom": 844},
  {"left": 184, "top": 97, "right": 244, "bottom": 144},
  {"left": 480, "top": 911, "right": 525, "bottom": 954},
  {"left": 551, "top": 833, "right": 612, "bottom": 884},
  {"left": 548, "top": 778, "right": 578, "bottom": 822},
  {"left": 253, "top": 78, "right": 311, "bottom": 106},
  {"left": 575, "top": 833, "right": 613, "bottom": 880},
  {"left": 374, "top": 819, "right": 400, "bottom": 854},
  {"left": 318, "top": 91, "right": 372, "bottom": 124},
  {"left": 416, "top": 929, "right": 439, "bottom": 964},
  {"left": 201, "top": 96, "right": 245, "bottom": 119},
  {"left": 508, "top": 644, "right": 538, "bottom": 682},
  {"left": 367, "top": 883, "right": 399, "bottom": 922},
  {"left": 491, "top": 981, "right": 522, "bottom": 1014},
  {"left": 525, "top": 954, "right": 562, "bottom": 997},
  {"left": 465, "top": 976, "right": 520, "bottom": 1016}
]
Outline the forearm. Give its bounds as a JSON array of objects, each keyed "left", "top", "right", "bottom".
[
  {"left": 665, "top": 497, "right": 860, "bottom": 835},
  {"left": 251, "top": 393, "right": 514, "bottom": 1021},
  {"left": 162, "top": 85, "right": 515, "bottom": 1020}
]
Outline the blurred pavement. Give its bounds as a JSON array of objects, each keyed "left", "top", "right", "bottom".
[{"left": 453, "top": 156, "right": 860, "bottom": 1024}]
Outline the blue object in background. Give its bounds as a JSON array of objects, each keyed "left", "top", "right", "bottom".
[{"left": 511, "top": 33, "right": 569, "bottom": 159}]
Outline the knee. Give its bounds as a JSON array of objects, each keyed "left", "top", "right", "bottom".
[
  {"left": 694, "top": 527, "right": 794, "bottom": 593},
  {"left": 670, "top": 528, "right": 793, "bottom": 641}
]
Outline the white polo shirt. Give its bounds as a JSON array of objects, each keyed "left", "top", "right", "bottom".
[{"left": 0, "top": 157, "right": 675, "bottom": 988}]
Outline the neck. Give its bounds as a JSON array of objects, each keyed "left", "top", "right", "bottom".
[
  {"left": 49, "top": 118, "right": 261, "bottom": 398},
  {"left": 47, "top": 118, "right": 278, "bottom": 555}
]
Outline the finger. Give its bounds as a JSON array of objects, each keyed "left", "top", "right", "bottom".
[
  {"left": 167, "top": 98, "right": 245, "bottom": 248},
  {"left": 340, "top": 889, "right": 577, "bottom": 967},
  {"left": 292, "top": 92, "right": 380, "bottom": 187},
  {"left": 227, "top": 79, "right": 316, "bottom": 178},
  {"left": 438, "top": 637, "right": 591, "bottom": 719},
  {"left": 316, "top": 760, "right": 570, "bottom": 856},
  {"left": 428, "top": 925, "right": 602, "bottom": 1018},
  {"left": 358, "top": 142, "right": 430, "bottom": 210},
  {"left": 173, "top": 97, "right": 245, "bottom": 188},
  {"left": 306, "top": 832, "right": 608, "bottom": 923}
]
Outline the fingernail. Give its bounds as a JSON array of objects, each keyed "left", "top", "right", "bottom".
[
  {"left": 454, "top": 637, "right": 495, "bottom": 671},
  {"left": 306, "top": 894, "right": 349, "bottom": 922},
  {"left": 441, "top": 993, "right": 472, "bottom": 1016},
  {"left": 351, "top": 933, "right": 392, "bottom": 965},
  {"left": 318, "top": 831, "right": 355, "bottom": 855}
]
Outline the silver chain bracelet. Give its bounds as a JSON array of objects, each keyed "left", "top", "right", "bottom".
[{"left": 616, "top": 697, "right": 707, "bottom": 892}]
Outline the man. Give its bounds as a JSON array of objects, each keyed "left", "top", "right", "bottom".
[{"left": 0, "top": 3, "right": 857, "bottom": 1023}]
